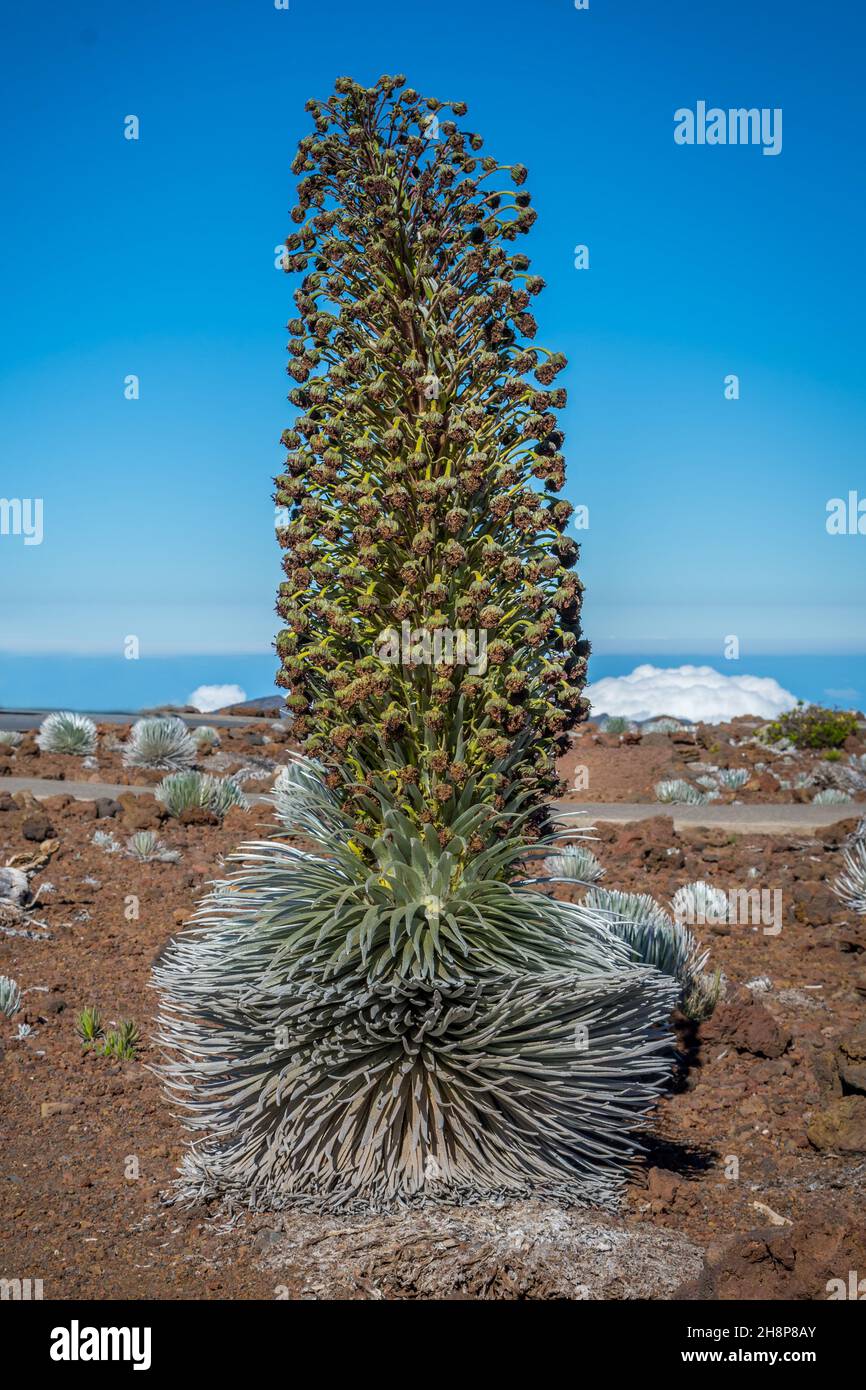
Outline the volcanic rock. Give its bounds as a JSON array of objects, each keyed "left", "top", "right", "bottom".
[
  {"left": 677, "top": 1208, "right": 866, "bottom": 1299},
  {"left": 807, "top": 1095, "right": 866, "bottom": 1153},
  {"left": 22, "top": 813, "right": 55, "bottom": 842},
  {"left": 700, "top": 996, "right": 791, "bottom": 1059},
  {"left": 837, "top": 1026, "right": 866, "bottom": 1096}
]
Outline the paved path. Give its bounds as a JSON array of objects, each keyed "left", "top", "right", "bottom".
[
  {"left": 3, "top": 777, "right": 862, "bottom": 834},
  {"left": 1, "top": 777, "right": 272, "bottom": 806},
  {"left": 552, "top": 800, "right": 864, "bottom": 835}
]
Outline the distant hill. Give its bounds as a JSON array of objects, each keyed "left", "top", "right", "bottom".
[{"left": 213, "top": 695, "right": 289, "bottom": 717}]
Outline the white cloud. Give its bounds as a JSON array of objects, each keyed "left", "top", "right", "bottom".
[
  {"left": 584, "top": 664, "right": 798, "bottom": 725},
  {"left": 188, "top": 683, "right": 247, "bottom": 713}
]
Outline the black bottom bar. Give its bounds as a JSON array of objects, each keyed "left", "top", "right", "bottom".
[{"left": 6, "top": 1296, "right": 861, "bottom": 1375}]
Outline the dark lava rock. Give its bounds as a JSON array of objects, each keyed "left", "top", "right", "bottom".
[
  {"left": 118, "top": 794, "right": 165, "bottom": 830},
  {"left": 807, "top": 1095, "right": 866, "bottom": 1153},
  {"left": 792, "top": 879, "right": 839, "bottom": 926},
  {"left": 700, "top": 995, "right": 791, "bottom": 1059},
  {"left": 820, "top": 818, "right": 863, "bottom": 850},
  {"left": 810, "top": 1046, "right": 842, "bottom": 1099},
  {"left": 22, "top": 814, "right": 55, "bottom": 842},
  {"left": 837, "top": 1025, "right": 866, "bottom": 1096}
]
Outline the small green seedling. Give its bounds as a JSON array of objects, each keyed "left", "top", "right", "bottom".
[
  {"left": 100, "top": 1019, "right": 140, "bottom": 1060},
  {"left": 76, "top": 1006, "right": 105, "bottom": 1048}
]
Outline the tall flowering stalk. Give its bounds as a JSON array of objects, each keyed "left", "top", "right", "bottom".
[
  {"left": 154, "top": 76, "right": 709, "bottom": 1213},
  {"left": 274, "top": 73, "right": 586, "bottom": 846}
]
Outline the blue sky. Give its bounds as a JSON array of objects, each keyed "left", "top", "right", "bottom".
[{"left": 2, "top": 0, "right": 865, "bottom": 684}]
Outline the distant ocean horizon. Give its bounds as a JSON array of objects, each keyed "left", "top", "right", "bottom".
[{"left": 0, "top": 651, "right": 864, "bottom": 716}]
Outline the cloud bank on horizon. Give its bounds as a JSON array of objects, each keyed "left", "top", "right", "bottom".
[
  {"left": 188, "top": 684, "right": 247, "bottom": 713},
  {"left": 585, "top": 664, "right": 798, "bottom": 725}
]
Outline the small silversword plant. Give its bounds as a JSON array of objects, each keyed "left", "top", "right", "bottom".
[
  {"left": 37, "top": 711, "right": 97, "bottom": 756},
  {"left": 123, "top": 717, "right": 196, "bottom": 772}
]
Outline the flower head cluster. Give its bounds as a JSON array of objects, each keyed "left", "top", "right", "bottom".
[{"left": 274, "top": 74, "right": 588, "bottom": 846}]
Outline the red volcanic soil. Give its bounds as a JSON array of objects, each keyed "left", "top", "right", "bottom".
[
  {"left": 1, "top": 728, "right": 865, "bottom": 1299},
  {"left": 558, "top": 717, "right": 866, "bottom": 805}
]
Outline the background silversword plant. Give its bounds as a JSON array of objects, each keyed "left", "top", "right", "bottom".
[
  {"left": 584, "top": 887, "right": 720, "bottom": 1021},
  {"left": 123, "top": 717, "right": 196, "bottom": 771},
  {"left": 36, "top": 711, "right": 97, "bottom": 756},
  {"left": 600, "top": 716, "right": 632, "bottom": 735},
  {"left": 716, "top": 767, "right": 749, "bottom": 791},
  {"left": 672, "top": 880, "right": 729, "bottom": 926},
  {"left": 544, "top": 842, "right": 605, "bottom": 884},
  {"left": 834, "top": 834, "right": 866, "bottom": 916},
  {"left": 655, "top": 778, "right": 707, "bottom": 805},
  {"left": 154, "top": 75, "right": 718, "bottom": 1213},
  {"left": 192, "top": 725, "right": 221, "bottom": 748},
  {"left": 156, "top": 771, "right": 248, "bottom": 820},
  {"left": 0, "top": 866, "right": 30, "bottom": 908},
  {"left": 92, "top": 828, "right": 120, "bottom": 853},
  {"left": 125, "top": 830, "right": 181, "bottom": 864},
  {"left": 0, "top": 975, "right": 22, "bottom": 1018}
]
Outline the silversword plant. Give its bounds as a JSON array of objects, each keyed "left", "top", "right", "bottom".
[
  {"left": 601, "top": 715, "right": 631, "bottom": 735},
  {"left": 834, "top": 833, "right": 866, "bottom": 916},
  {"left": 156, "top": 771, "right": 248, "bottom": 820},
  {"left": 125, "top": 830, "right": 181, "bottom": 864},
  {"left": 672, "top": 880, "right": 729, "bottom": 926},
  {"left": 92, "top": 829, "right": 120, "bottom": 854},
  {"left": 813, "top": 788, "right": 852, "bottom": 806},
  {"left": 123, "top": 717, "right": 196, "bottom": 772},
  {"left": 192, "top": 725, "right": 221, "bottom": 748},
  {"left": 544, "top": 841, "right": 605, "bottom": 884},
  {"left": 717, "top": 767, "right": 749, "bottom": 791},
  {"left": 585, "top": 887, "right": 721, "bottom": 1021},
  {"left": 655, "top": 778, "right": 708, "bottom": 805},
  {"left": 155, "top": 75, "right": 718, "bottom": 1212},
  {"left": 0, "top": 975, "right": 22, "bottom": 1018},
  {"left": 37, "top": 711, "right": 97, "bottom": 756}
]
